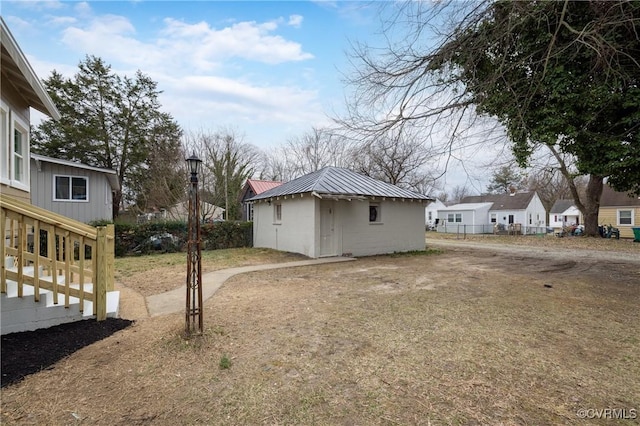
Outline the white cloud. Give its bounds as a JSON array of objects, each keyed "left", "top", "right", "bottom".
[
  {"left": 46, "top": 16, "right": 77, "bottom": 26},
  {"left": 161, "top": 18, "right": 313, "bottom": 65},
  {"left": 17, "top": 7, "right": 324, "bottom": 147},
  {"left": 288, "top": 15, "right": 303, "bottom": 28}
]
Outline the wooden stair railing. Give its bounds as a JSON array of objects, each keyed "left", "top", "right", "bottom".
[{"left": 0, "top": 194, "right": 114, "bottom": 320}]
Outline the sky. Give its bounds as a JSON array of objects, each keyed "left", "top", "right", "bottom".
[{"left": 2, "top": 0, "right": 501, "bottom": 195}]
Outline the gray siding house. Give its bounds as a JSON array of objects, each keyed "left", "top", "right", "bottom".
[
  {"left": 249, "top": 167, "right": 433, "bottom": 258},
  {"left": 30, "top": 154, "right": 119, "bottom": 223}
]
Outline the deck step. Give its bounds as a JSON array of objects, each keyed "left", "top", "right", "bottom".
[{"left": 1, "top": 262, "right": 120, "bottom": 335}]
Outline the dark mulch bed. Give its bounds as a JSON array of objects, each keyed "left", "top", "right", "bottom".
[{"left": 1, "top": 318, "right": 133, "bottom": 388}]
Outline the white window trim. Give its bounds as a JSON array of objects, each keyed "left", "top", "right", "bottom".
[
  {"left": 617, "top": 209, "right": 634, "bottom": 226},
  {"left": 1, "top": 104, "right": 30, "bottom": 191},
  {"left": 273, "top": 202, "right": 282, "bottom": 224},
  {"left": 53, "top": 174, "right": 90, "bottom": 202},
  {"left": 0, "top": 100, "right": 9, "bottom": 185},
  {"left": 369, "top": 203, "right": 382, "bottom": 224}
]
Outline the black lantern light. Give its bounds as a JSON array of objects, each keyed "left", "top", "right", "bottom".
[{"left": 186, "top": 152, "right": 202, "bottom": 177}]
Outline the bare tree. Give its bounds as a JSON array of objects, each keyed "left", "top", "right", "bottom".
[
  {"left": 338, "top": 1, "right": 640, "bottom": 235},
  {"left": 184, "top": 128, "right": 262, "bottom": 221},
  {"left": 348, "top": 126, "right": 436, "bottom": 192},
  {"left": 261, "top": 127, "right": 353, "bottom": 181},
  {"left": 447, "top": 185, "right": 475, "bottom": 205}
]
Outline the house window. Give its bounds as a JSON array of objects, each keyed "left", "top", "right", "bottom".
[
  {"left": 14, "top": 128, "right": 25, "bottom": 181},
  {"left": 508, "top": 214, "right": 514, "bottom": 224},
  {"left": 618, "top": 209, "right": 634, "bottom": 226},
  {"left": 0, "top": 104, "right": 30, "bottom": 190},
  {"left": 54, "top": 175, "right": 88, "bottom": 201},
  {"left": 274, "top": 203, "right": 282, "bottom": 223},
  {"left": 529, "top": 213, "right": 532, "bottom": 225},
  {"left": 448, "top": 213, "right": 462, "bottom": 223},
  {"left": 428, "top": 211, "right": 432, "bottom": 221},
  {"left": 490, "top": 213, "right": 496, "bottom": 223},
  {"left": 369, "top": 203, "right": 381, "bottom": 223}
]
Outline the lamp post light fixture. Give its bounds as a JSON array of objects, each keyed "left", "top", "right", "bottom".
[{"left": 185, "top": 152, "right": 203, "bottom": 334}]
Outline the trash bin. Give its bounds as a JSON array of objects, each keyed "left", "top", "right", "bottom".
[{"left": 633, "top": 227, "right": 640, "bottom": 242}]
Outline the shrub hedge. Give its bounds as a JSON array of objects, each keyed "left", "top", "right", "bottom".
[{"left": 90, "top": 220, "right": 253, "bottom": 257}]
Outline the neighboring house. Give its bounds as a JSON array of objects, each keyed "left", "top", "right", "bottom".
[
  {"left": 549, "top": 199, "right": 582, "bottom": 229},
  {"left": 599, "top": 184, "right": 640, "bottom": 239},
  {"left": 437, "top": 191, "right": 547, "bottom": 234},
  {"left": 248, "top": 167, "right": 433, "bottom": 258},
  {"left": 160, "top": 200, "right": 225, "bottom": 223},
  {"left": 437, "top": 202, "right": 494, "bottom": 234},
  {"left": 30, "top": 154, "right": 119, "bottom": 223},
  {"left": 1, "top": 17, "right": 60, "bottom": 201},
  {"left": 425, "top": 199, "right": 446, "bottom": 229},
  {"left": 239, "top": 179, "right": 282, "bottom": 221}
]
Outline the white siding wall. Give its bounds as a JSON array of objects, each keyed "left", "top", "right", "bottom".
[
  {"left": 492, "top": 209, "right": 527, "bottom": 226},
  {"left": 338, "top": 200, "right": 426, "bottom": 256},
  {"left": 550, "top": 208, "right": 581, "bottom": 228},
  {"left": 425, "top": 199, "right": 445, "bottom": 226},
  {"left": 253, "top": 196, "right": 317, "bottom": 257},
  {"left": 525, "top": 193, "right": 547, "bottom": 227},
  {"left": 437, "top": 205, "right": 492, "bottom": 234},
  {"left": 30, "top": 159, "right": 113, "bottom": 223},
  {"left": 254, "top": 197, "right": 427, "bottom": 258}
]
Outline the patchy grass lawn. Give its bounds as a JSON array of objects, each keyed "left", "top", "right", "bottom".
[
  {"left": 2, "top": 246, "right": 639, "bottom": 425},
  {"left": 427, "top": 230, "right": 640, "bottom": 254},
  {"left": 114, "top": 247, "right": 307, "bottom": 296}
]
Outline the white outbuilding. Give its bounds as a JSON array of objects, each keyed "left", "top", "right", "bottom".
[{"left": 248, "top": 167, "right": 434, "bottom": 258}]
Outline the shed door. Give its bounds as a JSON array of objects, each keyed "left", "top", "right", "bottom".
[{"left": 319, "top": 201, "right": 336, "bottom": 257}]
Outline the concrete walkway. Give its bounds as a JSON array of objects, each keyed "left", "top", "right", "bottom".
[{"left": 146, "top": 257, "right": 356, "bottom": 317}]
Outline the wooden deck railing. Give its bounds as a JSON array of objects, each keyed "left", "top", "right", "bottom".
[{"left": 0, "top": 194, "right": 114, "bottom": 320}]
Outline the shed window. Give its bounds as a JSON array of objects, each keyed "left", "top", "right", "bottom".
[
  {"left": 618, "top": 209, "right": 634, "bottom": 226},
  {"left": 369, "top": 203, "right": 381, "bottom": 223},
  {"left": 54, "top": 175, "right": 88, "bottom": 201},
  {"left": 447, "top": 213, "right": 462, "bottom": 223},
  {"left": 490, "top": 213, "right": 496, "bottom": 223},
  {"left": 274, "top": 203, "right": 282, "bottom": 223}
]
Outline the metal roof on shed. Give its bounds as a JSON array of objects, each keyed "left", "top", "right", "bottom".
[
  {"left": 246, "top": 179, "right": 282, "bottom": 195},
  {"left": 248, "top": 167, "right": 433, "bottom": 201}
]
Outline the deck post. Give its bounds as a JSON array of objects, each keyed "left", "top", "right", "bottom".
[{"left": 95, "top": 225, "right": 115, "bottom": 321}]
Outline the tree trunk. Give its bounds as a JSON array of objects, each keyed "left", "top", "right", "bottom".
[
  {"left": 112, "top": 189, "right": 122, "bottom": 220},
  {"left": 582, "top": 175, "right": 604, "bottom": 237}
]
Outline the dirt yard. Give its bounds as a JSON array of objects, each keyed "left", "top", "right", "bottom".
[{"left": 1, "top": 238, "right": 639, "bottom": 425}]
